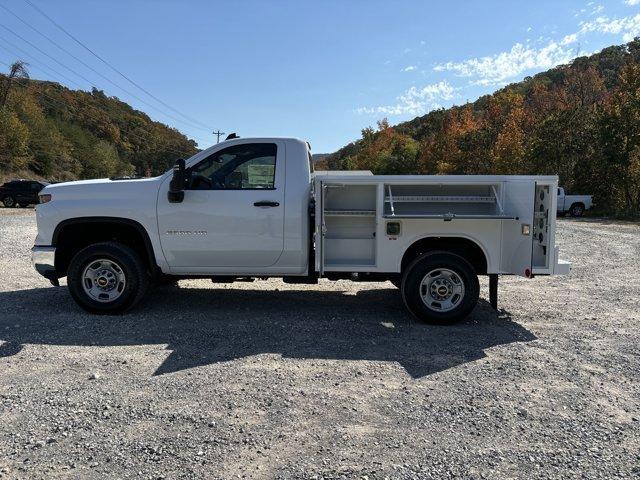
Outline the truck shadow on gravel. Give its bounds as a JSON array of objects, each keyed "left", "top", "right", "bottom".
[{"left": 0, "top": 285, "right": 536, "bottom": 378}]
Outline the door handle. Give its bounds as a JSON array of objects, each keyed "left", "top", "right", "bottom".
[{"left": 253, "top": 201, "right": 280, "bottom": 207}]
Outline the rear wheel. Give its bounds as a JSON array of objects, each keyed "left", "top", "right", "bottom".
[
  {"left": 67, "top": 242, "right": 149, "bottom": 314},
  {"left": 2, "top": 195, "right": 15, "bottom": 208},
  {"left": 18, "top": 203, "right": 29, "bottom": 208},
  {"left": 401, "top": 251, "right": 479, "bottom": 325}
]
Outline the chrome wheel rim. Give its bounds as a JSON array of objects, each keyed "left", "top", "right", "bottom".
[
  {"left": 420, "top": 268, "right": 465, "bottom": 312},
  {"left": 82, "top": 258, "right": 126, "bottom": 303}
]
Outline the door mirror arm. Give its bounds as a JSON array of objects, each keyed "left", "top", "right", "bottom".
[{"left": 168, "top": 159, "right": 186, "bottom": 203}]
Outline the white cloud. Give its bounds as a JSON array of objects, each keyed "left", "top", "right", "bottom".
[
  {"left": 561, "top": 33, "right": 579, "bottom": 45},
  {"left": 434, "top": 41, "right": 577, "bottom": 85},
  {"left": 402, "top": 65, "right": 417, "bottom": 72},
  {"left": 434, "top": 12, "right": 640, "bottom": 85},
  {"left": 625, "top": 0, "right": 640, "bottom": 6},
  {"left": 356, "top": 81, "right": 454, "bottom": 116},
  {"left": 580, "top": 13, "right": 640, "bottom": 41}
]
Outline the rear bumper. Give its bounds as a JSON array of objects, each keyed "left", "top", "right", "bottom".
[
  {"left": 31, "top": 246, "right": 57, "bottom": 279},
  {"left": 555, "top": 259, "right": 571, "bottom": 275}
]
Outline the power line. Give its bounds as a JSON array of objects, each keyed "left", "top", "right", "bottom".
[
  {"left": 0, "top": 60, "right": 202, "bottom": 159},
  {"left": 0, "top": 23, "right": 214, "bottom": 138},
  {"left": 23, "top": 0, "right": 213, "bottom": 131},
  {"left": 0, "top": 36, "right": 85, "bottom": 88},
  {"left": 0, "top": 43, "right": 211, "bottom": 147},
  {"left": 1, "top": 24, "right": 101, "bottom": 86},
  {"left": 0, "top": 3, "right": 214, "bottom": 134}
]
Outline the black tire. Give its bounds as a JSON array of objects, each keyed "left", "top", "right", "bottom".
[
  {"left": 67, "top": 242, "right": 149, "bottom": 314},
  {"left": 569, "top": 203, "right": 584, "bottom": 217},
  {"left": 401, "top": 251, "right": 479, "bottom": 325},
  {"left": 2, "top": 195, "right": 15, "bottom": 208}
]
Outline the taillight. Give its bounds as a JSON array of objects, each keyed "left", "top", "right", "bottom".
[{"left": 38, "top": 193, "right": 52, "bottom": 204}]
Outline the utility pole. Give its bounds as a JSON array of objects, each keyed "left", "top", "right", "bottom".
[{"left": 213, "top": 130, "right": 225, "bottom": 143}]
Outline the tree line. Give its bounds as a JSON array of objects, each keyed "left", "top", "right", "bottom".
[
  {"left": 0, "top": 61, "right": 198, "bottom": 182},
  {"left": 326, "top": 40, "right": 640, "bottom": 216}
]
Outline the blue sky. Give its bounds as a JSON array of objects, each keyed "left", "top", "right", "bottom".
[{"left": 1, "top": 1, "right": 640, "bottom": 153}]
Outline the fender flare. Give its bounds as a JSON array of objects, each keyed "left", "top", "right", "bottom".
[
  {"left": 398, "top": 233, "right": 492, "bottom": 273},
  {"left": 52, "top": 216, "right": 158, "bottom": 270}
]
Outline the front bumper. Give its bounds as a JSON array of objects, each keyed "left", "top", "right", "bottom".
[{"left": 31, "top": 246, "right": 58, "bottom": 282}]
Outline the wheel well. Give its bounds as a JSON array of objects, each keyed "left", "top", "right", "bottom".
[
  {"left": 571, "top": 202, "right": 585, "bottom": 209},
  {"left": 53, "top": 218, "right": 157, "bottom": 275},
  {"left": 401, "top": 237, "right": 488, "bottom": 275}
]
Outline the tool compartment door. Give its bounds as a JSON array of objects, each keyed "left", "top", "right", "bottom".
[
  {"left": 532, "top": 180, "right": 558, "bottom": 274},
  {"left": 500, "top": 181, "right": 534, "bottom": 276}
]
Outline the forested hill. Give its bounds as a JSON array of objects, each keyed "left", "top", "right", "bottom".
[
  {"left": 0, "top": 71, "right": 198, "bottom": 182},
  {"left": 327, "top": 39, "right": 640, "bottom": 216}
]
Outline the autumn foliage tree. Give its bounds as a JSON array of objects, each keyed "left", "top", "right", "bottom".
[{"left": 329, "top": 39, "right": 640, "bottom": 216}]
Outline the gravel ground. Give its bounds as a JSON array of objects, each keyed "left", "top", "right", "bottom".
[{"left": 0, "top": 209, "right": 638, "bottom": 479}]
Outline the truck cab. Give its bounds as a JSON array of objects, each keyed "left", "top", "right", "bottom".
[
  {"left": 157, "top": 138, "right": 311, "bottom": 275},
  {"left": 32, "top": 137, "right": 570, "bottom": 324},
  {"left": 557, "top": 187, "right": 593, "bottom": 217}
]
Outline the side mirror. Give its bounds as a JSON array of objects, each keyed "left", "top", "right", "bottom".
[{"left": 168, "top": 159, "right": 185, "bottom": 203}]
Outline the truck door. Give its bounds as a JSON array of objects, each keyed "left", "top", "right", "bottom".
[
  {"left": 500, "top": 181, "right": 535, "bottom": 277},
  {"left": 157, "top": 141, "right": 285, "bottom": 269}
]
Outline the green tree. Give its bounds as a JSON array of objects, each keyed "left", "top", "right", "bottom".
[{"left": 0, "top": 109, "right": 30, "bottom": 171}]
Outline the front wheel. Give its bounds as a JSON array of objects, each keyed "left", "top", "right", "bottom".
[
  {"left": 569, "top": 203, "right": 584, "bottom": 217},
  {"left": 2, "top": 195, "right": 15, "bottom": 208},
  {"left": 401, "top": 251, "right": 479, "bottom": 325},
  {"left": 67, "top": 242, "right": 149, "bottom": 314}
]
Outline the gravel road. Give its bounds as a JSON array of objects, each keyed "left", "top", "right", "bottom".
[{"left": 0, "top": 209, "right": 638, "bottom": 479}]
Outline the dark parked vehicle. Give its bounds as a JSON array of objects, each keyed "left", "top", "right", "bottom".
[{"left": 0, "top": 180, "right": 49, "bottom": 208}]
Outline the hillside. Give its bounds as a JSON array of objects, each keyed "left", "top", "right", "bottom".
[
  {"left": 328, "top": 40, "right": 640, "bottom": 216},
  {"left": 0, "top": 69, "right": 198, "bottom": 182}
]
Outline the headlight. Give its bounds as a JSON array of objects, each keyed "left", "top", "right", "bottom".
[{"left": 38, "top": 193, "right": 52, "bottom": 204}]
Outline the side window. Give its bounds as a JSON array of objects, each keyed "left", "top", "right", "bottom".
[
  {"left": 188, "top": 143, "right": 277, "bottom": 190},
  {"left": 308, "top": 151, "right": 314, "bottom": 174},
  {"left": 30, "top": 182, "right": 41, "bottom": 191}
]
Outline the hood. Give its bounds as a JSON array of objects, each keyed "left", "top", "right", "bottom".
[{"left": 43, "top": 176, "right": 163, "bottom": 201}]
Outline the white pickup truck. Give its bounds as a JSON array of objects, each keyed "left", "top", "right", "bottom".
[
  {"left": 557, "top": 187, "right": 593, "bottom": 217},
  {"left": 32, "top": 137, "right": 570, "bottom": 324}
]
